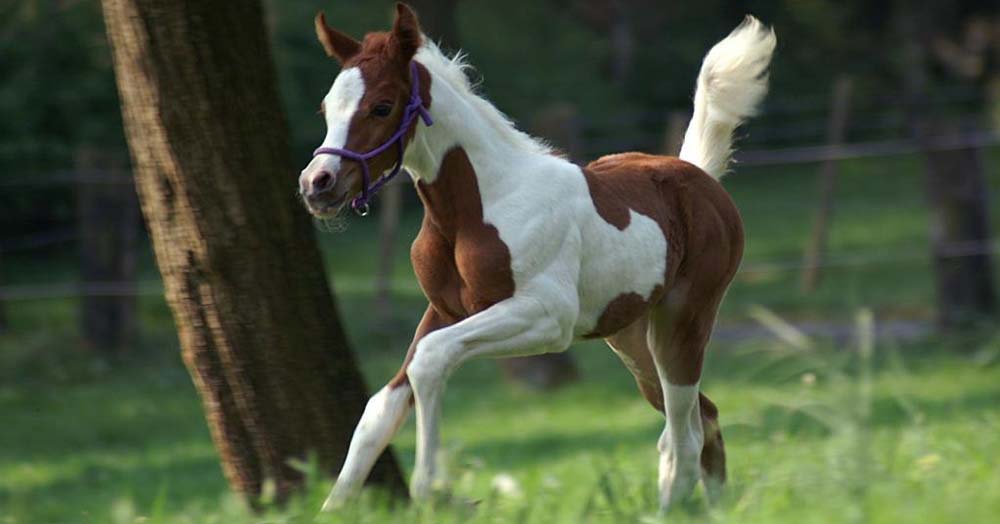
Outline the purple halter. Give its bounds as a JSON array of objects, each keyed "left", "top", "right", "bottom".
[{"left": 313, "top": 61, "right": 433, "bottom": 216}]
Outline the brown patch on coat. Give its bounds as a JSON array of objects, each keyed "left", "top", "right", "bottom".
[
  {"left": 315, "top": 5, "right": 432, "bottom": 197},
  {"left": 336, "top": 40, "right": 433, "bottom": 194},
  {"left": 587, "top": 289, "right": 660, "bottom": 339},
  {"left": 411, "top": 147, "right": 516, "bottom": 319}
]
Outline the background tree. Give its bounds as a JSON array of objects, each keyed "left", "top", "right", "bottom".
[
  {"left": 895, "top": 1, "right": 998, "bottom": 329},
  {"left": 100, "top": 0, "right": 406, "bottom": 503}
]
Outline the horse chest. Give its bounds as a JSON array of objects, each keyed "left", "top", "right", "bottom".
[
  {"left": 411, "top": 146, "right": 518, "bottom": 320},
  {"left": 410, "top": 222, "right": 514, "bottom": 320}
]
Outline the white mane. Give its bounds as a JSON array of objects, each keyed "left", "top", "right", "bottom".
[{"left": 414, "top": 40, "right": 553, "bottom": 156}]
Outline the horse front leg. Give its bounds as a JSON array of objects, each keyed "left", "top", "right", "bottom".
[
  {"left": 406, "top": 296, "right": 573, "bottom": 500},
  {"left": 322, "top": 307, "right": 447, "bottom": 511}
]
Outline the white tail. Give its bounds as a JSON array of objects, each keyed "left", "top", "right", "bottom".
[{"left": 679, "top": 16, "right": 776, "bottom": 179}]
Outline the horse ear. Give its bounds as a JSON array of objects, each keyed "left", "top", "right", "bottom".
[
  {"left": 315, "top": 11, "right": 361, "bottom": 63},
  {"left": 391, "top": 3, "right": 422, "bottom": 63}
]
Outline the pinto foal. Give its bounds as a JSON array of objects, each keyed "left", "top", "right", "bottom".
[{"left": 298, "top": 4, "right": 776, "bottom": 512}]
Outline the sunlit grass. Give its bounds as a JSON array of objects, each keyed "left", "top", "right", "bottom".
[{"left": 2, "top": 315, "right": 999, "bottom": 523}]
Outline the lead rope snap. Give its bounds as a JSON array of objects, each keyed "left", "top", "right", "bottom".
[{"left": 354, "top": 202, "right": 370, "bottom": 217}]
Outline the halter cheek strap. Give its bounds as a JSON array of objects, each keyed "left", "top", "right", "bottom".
[{"left": 312, "top": 61, "right": 433, "bottom": 216}]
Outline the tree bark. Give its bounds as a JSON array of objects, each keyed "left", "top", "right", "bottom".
[{"left": 101, "top": 0, "right": 406, "bottom": 503}]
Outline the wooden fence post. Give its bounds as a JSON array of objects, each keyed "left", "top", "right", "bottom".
[
  {"left": 801, "top": 75, "right": 853, "bottom": 293},
  {"left": 76, "top": 148, "right": 139, "bottom": 355}
]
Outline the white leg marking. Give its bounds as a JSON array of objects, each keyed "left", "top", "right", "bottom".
[
  {"left": 321, "top": 384, "right": 412, "bottom": 510},
  {"left": 657, "top": 381, "right": 704, "bottom": 511},
  {"left": 407, "top": 297, "right": 571, "bottom": 500}
]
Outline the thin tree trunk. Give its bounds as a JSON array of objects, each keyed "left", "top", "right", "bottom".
[
  {"left": 408, "top": 0, "right": 461, "bottom": 53},
  {"left": 800, "top": 76, "right": 852, "bottom": 293},
  {"left": 75, "top": 148, "right": 138, "bottom": 355},
  {"left": 897, "top": 5, "right": 997, "bottom": 330},
  {"left": 0, "top": 253, "right": 6, "bottom": 334},
  {"left": 661, "top": 110, "right": 690, "bottom": 156},
  {"left": 920, "top": 122, "right": 996, "bottom": 328},
  {"left": 374, "top": 180, "right": 402, "bottom": 326},
  {"left": 101, "top": 0, "right": 406, "bottom": 503}
]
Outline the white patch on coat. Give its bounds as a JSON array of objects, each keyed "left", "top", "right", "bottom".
[{"left": 300, "top": 67, "right": 365, "bottom": 190}]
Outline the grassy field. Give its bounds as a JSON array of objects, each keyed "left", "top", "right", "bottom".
[
  {"left": 3, "top": 150, "right": 1000, "bottom": 523},
  {"left": 3, "top": 321, "right": 1000, "bottom": 523}
]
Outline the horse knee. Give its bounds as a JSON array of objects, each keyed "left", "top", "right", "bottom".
[{"left": 407, "top": 335, "right": 453, "bottom": 393}]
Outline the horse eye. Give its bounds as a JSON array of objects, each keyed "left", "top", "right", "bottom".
[{"left": 371, "top": 103, "right": 393, "bottom": 117}]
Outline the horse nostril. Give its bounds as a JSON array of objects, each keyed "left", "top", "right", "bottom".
[{"left": 312, "top": 171, "right": 335, "bottom": 194}]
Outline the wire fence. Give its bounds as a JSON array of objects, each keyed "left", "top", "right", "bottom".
[
  {"left": 3, "top": 237, "right": 1000, "bottom": 301},
  {"left": 2, "top": 89, "right": 999, "bottom": 303}
]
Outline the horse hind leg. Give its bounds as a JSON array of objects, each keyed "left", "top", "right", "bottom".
[
  {"left": 605, "top": 305, "right": 728, "bottom": 509},
  {"left": 607, "top": 314, "right": 711, "bottom": 507},
  {"left": 604, "top": 314, "right": 664, "bottom": 412},
  {"left": 647, "top": 289, "right": 727, "bottom": 511}
]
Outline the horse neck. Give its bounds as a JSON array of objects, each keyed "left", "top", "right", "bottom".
[{"left": 403, "top": 66, "right": 526, "bottom": 191}]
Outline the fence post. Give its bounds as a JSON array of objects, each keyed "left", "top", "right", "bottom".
[
  {"left": 75, "top": 148, "right": 139, "bottom": 355},
  {"left": 801, "top": 75, "right": 853, "bottom": 293}
]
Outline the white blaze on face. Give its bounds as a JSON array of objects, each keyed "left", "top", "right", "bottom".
[{"left": 300, "top": 67, "right": 366, "bottom": 191}]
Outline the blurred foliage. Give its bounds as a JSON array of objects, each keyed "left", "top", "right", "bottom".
[{"left": 1, "top": 0, "right": 997, "bottom": 243}]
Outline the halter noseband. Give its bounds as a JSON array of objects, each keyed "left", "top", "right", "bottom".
[{"left": 313, "top": 61, "right": 433, "bottom": 216}]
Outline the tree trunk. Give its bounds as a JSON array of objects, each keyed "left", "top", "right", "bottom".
[
  {"left": 897, "top": 5, "right": 998, "bottom": 330},
  {"left": 408, "top": 0, "right": 461, "bottom": 53},
  {"left": 661, "top": 110, "right": 690, "bottom": 156},
  {"left": 0, "top": 253, "right": 6, "bottom": 334},
  {"left": 75, "top": 148, "right": 139, "bottom": 356},
  {"left": 374, "top": 180, "right": 402, "bottom": 327},
  {"left": 101, "top": 0, "right": 406, "bottom": 504},
  {"left": 920, "top": 121, "right": 997, "bottom": 328}
]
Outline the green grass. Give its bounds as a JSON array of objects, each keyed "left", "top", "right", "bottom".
[
  {"left": 2, "top": 322, "right": 1000, "bottom": 523},
  {"left": 3, "top": 149, "right": 1000, "bottom": 522}
]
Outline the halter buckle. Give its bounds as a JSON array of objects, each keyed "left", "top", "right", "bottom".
[{"left": 353, "top": 202, "right": 371, "bottom": 217}]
